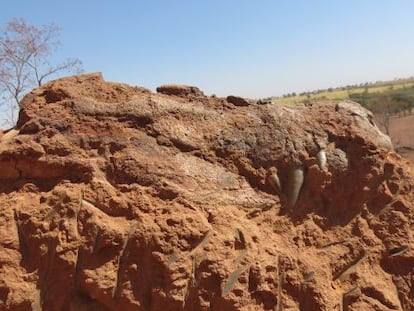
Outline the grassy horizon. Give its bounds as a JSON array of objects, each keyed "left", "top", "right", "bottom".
[{"left": 272, "top": 77, "right": 414, "bottom": 105}]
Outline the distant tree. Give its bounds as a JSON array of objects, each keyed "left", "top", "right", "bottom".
[
  {"left": 0, "top": 18, "right": 82, "bottom": 126},
  {"left": 392, "top": 93, "right": 414, "bottom": 116},
  {"left": 371, "top": 96, "right": 402, "bottom": 135}
]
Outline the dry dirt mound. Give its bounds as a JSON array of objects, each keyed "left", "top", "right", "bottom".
[{"left": 0, "top": 73, "right": 413, "bottom": 311}]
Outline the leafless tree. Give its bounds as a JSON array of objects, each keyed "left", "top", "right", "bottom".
[
  {"left": 0, "top": 18, "right": 82, "bottom": 126},
  {"left": 372, "top": 96, "right": 401, "bottom": 136}
]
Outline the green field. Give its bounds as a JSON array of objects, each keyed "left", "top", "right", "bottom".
[{"left": 272, "top": 78, "right": 414, "bottom": 112}]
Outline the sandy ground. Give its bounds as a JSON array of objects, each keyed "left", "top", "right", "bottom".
[{"left": 384, "top": 114, "right": 414, "bottom": 165}]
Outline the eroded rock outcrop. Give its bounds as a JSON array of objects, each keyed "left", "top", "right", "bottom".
[{"left": 0, "top": 72, "right": 413, "bottom": 311}]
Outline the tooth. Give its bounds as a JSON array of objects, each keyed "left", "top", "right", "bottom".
[
  {"left": 316, "top": 149, "right": 327, "bottom": 170},
  {"left": 268, "top": 167, "right": 281, "bottom": 192},
  {"left": 288, "top": 166, "right": 304, "bottom": 209}
]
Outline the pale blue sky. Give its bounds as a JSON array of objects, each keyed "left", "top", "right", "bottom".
[{"left": 1, "top": 0, "right": 414, "bottom": 98}]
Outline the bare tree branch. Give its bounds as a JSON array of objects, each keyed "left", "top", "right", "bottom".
[
  {"left": 0, "top": 18, "right": 83, "bottom": 126},
  {"left": 36, "top": 58, "right": 83, "bottom": 86}
]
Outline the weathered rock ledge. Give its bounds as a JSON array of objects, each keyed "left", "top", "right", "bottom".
[{"left": 0, "top": 73, "right": 413, "bottom": 310}]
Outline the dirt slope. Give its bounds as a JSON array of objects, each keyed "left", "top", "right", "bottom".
[
  {"left": 0, "top": 73, "right": 413, "bottom": 311},
  {"left": 386, "top": 114, "right": 414, "bottom": 165}
]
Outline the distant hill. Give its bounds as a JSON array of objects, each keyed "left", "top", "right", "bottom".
[{"left": 272, "top": 77, "right": 414, "bottom": 115}]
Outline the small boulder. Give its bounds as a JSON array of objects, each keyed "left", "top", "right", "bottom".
[
  {"left": 156, "top": 84, "right": 204, "bottom": 97},
  {"left": 226, "top": 95, "right": 251, "bottom": 106},
  {"left": 257, "top": 99, "right": 272, "bottom": 105}
]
